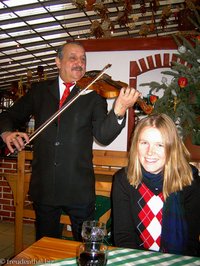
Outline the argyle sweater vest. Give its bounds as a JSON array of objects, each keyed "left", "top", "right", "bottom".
[{"left": 137, "top": 183, "right": 164, "bottom": 251}]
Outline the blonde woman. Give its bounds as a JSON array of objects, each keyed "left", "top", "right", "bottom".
[{"left": 112, "top": 113, "right": 200, "bottom": 256}]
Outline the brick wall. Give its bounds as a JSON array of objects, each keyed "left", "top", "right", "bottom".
[
  {"left": 0, "top": 157, "right": 17, "bottom": 221},
  {"left": 0, "top": 156, "right": 33, "bottom": 223}
]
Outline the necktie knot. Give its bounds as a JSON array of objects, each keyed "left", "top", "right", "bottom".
[
  {"left": 64, "top": 82, "right": 74, "bottom": 89},
  {"left": 59, "top": 82, "right": 74, "bottom": 108}
]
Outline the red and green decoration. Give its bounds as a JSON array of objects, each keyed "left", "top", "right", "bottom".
[
  {"left": 178, "top": 77, "right": 188, "bottom": 88},
  {"left": 149, "top": 94, "right": 158, "bottom": 105}
]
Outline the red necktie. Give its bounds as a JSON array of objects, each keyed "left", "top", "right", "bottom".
[{"left": 59, "top": 82, "right": 73, "bottom": 108}]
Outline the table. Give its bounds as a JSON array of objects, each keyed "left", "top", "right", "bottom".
[
  {"left": 3, "top": 237, "right": 81, "bottom": 266},
  {"left": 3, "top": 237, "right": 200, "bottom": 266}
]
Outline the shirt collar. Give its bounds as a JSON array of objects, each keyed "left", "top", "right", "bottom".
[{"left": 58, "top": 76, "right": 76, "bottom": 98}]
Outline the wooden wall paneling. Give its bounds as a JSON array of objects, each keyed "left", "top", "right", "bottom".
[{"left": 79, "top": 37, "right": 177, "bottom": 52}]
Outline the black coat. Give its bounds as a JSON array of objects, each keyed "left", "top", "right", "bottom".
[{"left": 0, "top": 78, "right": 125, "bottom": 206}]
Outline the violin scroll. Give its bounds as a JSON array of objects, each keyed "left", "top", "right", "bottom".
[{"left": 136, "top": 97, "right": 154, "bottom": 114}]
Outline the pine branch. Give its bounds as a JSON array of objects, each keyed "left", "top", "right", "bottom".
[{"left": 139, "top": 9, "right": 200, "bottom": 144}]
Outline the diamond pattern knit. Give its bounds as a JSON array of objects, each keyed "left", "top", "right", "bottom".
[{"left": 137, "top": 183, "right": 164, "bottom": 251}]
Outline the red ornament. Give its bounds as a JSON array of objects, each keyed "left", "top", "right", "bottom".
[
  {"left": 149, "top": 94, "right": 158, "bottom": 104},
  {"left": 196, "top": 35, "right": 200, "bottom": 42},
  {"left": 178, "top": 77, "right": 188, "bottom": 88}
]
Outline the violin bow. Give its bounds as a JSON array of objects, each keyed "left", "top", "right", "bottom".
[{"left": 7, "top": 64, "right": 112, "bottom": 156}]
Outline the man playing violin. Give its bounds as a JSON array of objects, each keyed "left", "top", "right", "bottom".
[{"left": 0, "top": 42, "right": 140, "bottom": 241}]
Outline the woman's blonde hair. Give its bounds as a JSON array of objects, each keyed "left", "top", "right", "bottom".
[{"left": 127, "top": 113, "right": 193, "bottom": 200}]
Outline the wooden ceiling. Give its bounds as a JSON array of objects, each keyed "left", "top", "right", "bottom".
[{"left": 0, "top": 0, "right": 198, "bottom": 93}]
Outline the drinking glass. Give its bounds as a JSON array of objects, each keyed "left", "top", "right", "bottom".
[
  {"left": 77, "top": 242, "right": 108, "bottom": 266},
  {"left": 81, "top": 220, "right": 106, "bottom": 242}
]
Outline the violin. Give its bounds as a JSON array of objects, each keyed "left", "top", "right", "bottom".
[
  {"left": 77, "top": 70, "right": 153, "bottom": 115},
  {"left": 77, "top": 70, "right": 126, "bottom": 98}
]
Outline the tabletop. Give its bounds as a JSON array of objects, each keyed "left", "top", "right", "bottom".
[
  {"left": 3, "top": 237, "right": 200, "bottom": 266},
  {"left": 3, "top": 237, "right": 81, "bottom": 266}
]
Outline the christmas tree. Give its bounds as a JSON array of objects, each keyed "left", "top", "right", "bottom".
[{"left": 141, "top": 10, "right": 200, "bottom": 145}]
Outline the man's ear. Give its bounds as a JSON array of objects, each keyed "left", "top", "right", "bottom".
[{"left": 55, "top": 57, "right": 60, "bottom": 69}]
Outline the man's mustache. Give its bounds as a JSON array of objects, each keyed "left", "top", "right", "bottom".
[{"left": 72, "top": 66, "right": 84, "bottom": 71}]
